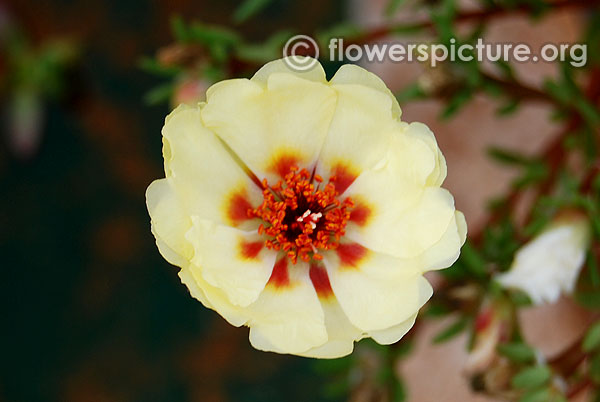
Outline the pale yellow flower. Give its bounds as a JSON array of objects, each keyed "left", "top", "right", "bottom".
[
  {"left": 496, "top": 212, "right": 590, "bottom": 305},
  {"left": 146, "top": 57, "right": 467, "bottom": 358}
]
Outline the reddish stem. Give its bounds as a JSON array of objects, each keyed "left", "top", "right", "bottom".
[
  {"left": 351, "top": 0, "right": 599, "bottom": 46},
  {"left": 472, "top": 68, "right": 600, "bottom": 244}
]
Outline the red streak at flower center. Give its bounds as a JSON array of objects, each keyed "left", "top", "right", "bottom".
[{"left": 249, "top": 167, "right": 354, "bottom": 264}]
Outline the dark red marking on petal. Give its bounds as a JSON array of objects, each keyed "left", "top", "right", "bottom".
[
  {"left": 267, "top": 258, "right": 290, "bottom": 288},
  {"left": 349, "top": 201, "right": 372, "bottom": 227},
  {"left": 331, "top": 163, "right": 358, "bottom": 194},
  {"left": 238, "top": 239, "right": 263, "bottom": 260},
  {"left": 227, "top": 189, "right": 253, "bottom": 226},
  {"left": 309, "top": 264, "right": 334, "bottom": 299},
  {"left": 269, "top": 153, "right": 301, "bottom": 178},
  {"left": 337, "top": 243, "right": 368, "bottom": 268}
]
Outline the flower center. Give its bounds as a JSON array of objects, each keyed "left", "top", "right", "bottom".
[{"left": 249, "top": 167, "right": 354, "bottom": 264}]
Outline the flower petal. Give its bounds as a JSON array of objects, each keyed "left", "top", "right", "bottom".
[
  {"left": 162, "top": 104, "right": 262, "bottom": 227},
  {"left": 247, "top": 261, "right": 328, "bottom": 354},
  {"left": 403, "top": 122, "right": 447, "bottom": 186},
  {"left": 329, "top": 63, "right": 401, "bottom": 119},
  {"left": 369, "top": 314, "right": 417, "bottom": 345},
  {"left": 419, "top": 211, "right": 468, "bottom": 271},
  {"left": 251, "top": 56, "right": 327, "bottom": 86},
  {"left": 201, "top": 73, "right": 337, "bottom": 182},
  {"left": 178, "top": 266, "right": 213, "bottom": 308},
  {"left": 247, "top": 327, "right": 285, "bottom": 354},
  {"left": 146, "top": 178, "right": 193, "bottom": 264},
  {"left": 323, "top": 246, "right": 429, "bottom": 331},
  {"left": 186, "top": 264, "right": 250, "bottom": 327},
  {"left": 299, "top": 298, "right": 363, "bottom": 358},
  {"left": 368, "top": 279, "right": 432, "bottom": 344},
  {"left": 185, "top": 217, "right": 277, "bottom": 307},
  {"left": 250, "top": 296, "right": 363, "bottom": 359},
  {"left": 342, "top": 123, "right": 457, "bottom": 258},
  {"left": 315, "top": 82, "right": 397, "bottom": 192},
  {"left": 153, "top": 230, "right": 187, "bottom": 267},
  {"left": 341, "top": 122, "right": 449, "bottom": 243},
  {"left": 346, "top": 185, "right": 456, "bottom": 259}
]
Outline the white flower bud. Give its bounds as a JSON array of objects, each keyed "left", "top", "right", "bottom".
[{"left": 496, "top": 212, "right": 590, "bottom": 305}]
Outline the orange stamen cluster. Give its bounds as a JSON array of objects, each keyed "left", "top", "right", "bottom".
[{"left": 249, "top": 167, "right": 354, "bottom": 264}]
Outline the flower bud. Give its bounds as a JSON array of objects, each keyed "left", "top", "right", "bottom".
[{"left": 496, "top": 211, "right": 590, "bottom": 305}]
